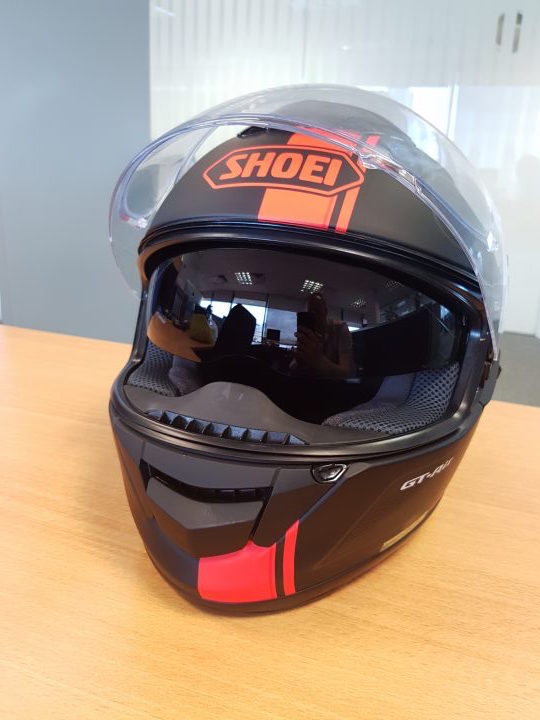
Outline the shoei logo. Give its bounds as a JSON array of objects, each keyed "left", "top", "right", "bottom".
[
  {"left": 203, "top": 145, "right": 365, "bottom": 196},
  {"left": 400, "top": 458, "right": 454, "bottom": 491}
]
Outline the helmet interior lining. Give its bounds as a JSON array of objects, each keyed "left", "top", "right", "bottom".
[{"left": 125, "top": 341, "right": 460, "bottom": 443}]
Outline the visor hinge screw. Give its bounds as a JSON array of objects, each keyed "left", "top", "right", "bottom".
[{"left": 312, "top": 463, "right": 347, "bottom": 484}]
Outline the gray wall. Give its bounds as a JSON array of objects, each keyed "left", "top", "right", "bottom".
[{"left": 0, "top": 0, "right": 148, "bottom": 342}]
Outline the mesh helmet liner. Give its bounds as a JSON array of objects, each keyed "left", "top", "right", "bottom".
[{"left": 126, "top": 343, "right": 460, "bottom": 438}]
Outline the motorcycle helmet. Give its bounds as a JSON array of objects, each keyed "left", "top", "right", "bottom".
[{"left": 109, "top": 85, "right": 506, "bottom": 611}]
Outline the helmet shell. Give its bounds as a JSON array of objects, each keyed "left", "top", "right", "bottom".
[
  {"left": 109, "top": 85, "right": 504, "bottom": 611},
  {"left": 146, "top": 126, "right": 471, "bottom": 273}
]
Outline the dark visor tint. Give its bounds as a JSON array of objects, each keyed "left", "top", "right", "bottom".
[
  {"left": 149, "top": 247, "right": 462, "bottom": 366},
  {"left": 137, "top": 247, "right": 463, "bottom": 429}
]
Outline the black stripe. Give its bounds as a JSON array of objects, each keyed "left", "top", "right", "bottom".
[
  {"left": 275, "top": 537, "right": 285, "bottom": 598},
  {"left": 328, "top": 190, "right": 345, "bottom": 229}
]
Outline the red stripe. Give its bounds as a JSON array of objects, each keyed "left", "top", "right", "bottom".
[
  {"left": 283, "top": 520, "right": 299, "bottom": 596},
  {"left": 198, "top": 540, "right": 277, "bottom": 603},
  {"left": 366, "top": 134, "right": 380, "bottom": 146},
  {"left": 335, "top": 186, "right": 360, "bottom": 234},
  {"left": 257, "top": 133, "right": 339, "bottom": 230},
  {"left": 258, "top": 188, "right": 337, "bottom": 229},
  {"left": 287, "top": 132, "right": 338, "bottom": 149},
  {"left": 333, "top": 137, "right": 370, "bottom": 232},
  {"left": 256, "top": 131, "right": 366, "bottom": 234}
]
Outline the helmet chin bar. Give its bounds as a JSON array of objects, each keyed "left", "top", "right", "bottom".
[{"left": 110, "top": 395, "right": 476, "bottom": 610}]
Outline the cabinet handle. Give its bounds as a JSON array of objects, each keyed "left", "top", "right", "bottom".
[
  {"left": 495, "top": 13, "right": 505, "bottom": 47},
  {"left": 512, "top": 12, "right": 523, "bottom": 53}
]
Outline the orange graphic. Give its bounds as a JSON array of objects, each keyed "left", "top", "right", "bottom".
[
  {"left": 203, "top": 144, "right": 365, "bottom": 196},
  {"left": 335, "top": 187, "right": 360, "bottom": 234},
  {"left": 258, "top": 188, "right": 337, "bottom": 230}
]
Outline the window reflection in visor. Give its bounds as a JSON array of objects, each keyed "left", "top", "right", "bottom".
[{"left": 137, "top": 247, "right": 464, "bottom": 431}]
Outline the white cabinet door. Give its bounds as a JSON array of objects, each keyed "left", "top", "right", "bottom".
[
  {"left": 301, "top": 0, "right": 540, "bottom": 88},
  {"left": 455, "top": 0, "right": 540, "bottom": 85}
]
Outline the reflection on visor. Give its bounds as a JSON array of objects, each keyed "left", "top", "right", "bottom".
[{"left": 128, "top": 247, "right": 464, "bottom": 438}]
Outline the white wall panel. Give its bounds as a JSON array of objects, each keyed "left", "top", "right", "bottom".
[
  {"left": 150, "top": 0, "right": 540, "bottom": 335},
  {"left": 151, "top": 0, "right": 306, "bottom": 137},
  {"left": 0, "top": 0, "right": 147, "bottom": 341}
]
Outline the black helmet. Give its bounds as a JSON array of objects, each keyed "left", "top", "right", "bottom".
[{"left": 109, "top": 86, "right": 506, "bottom": 610}]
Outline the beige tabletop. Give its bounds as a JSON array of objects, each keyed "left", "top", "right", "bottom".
[{"left": 1, "top": 324, "right": 539, "bottom": 719}]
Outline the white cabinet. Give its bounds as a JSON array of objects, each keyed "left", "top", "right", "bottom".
[
  {"left": 300, "top": 0, "right": 540, "bottom": 88},
  {"left": 454, "top": 0, "right": 540, "bottom": 86}
]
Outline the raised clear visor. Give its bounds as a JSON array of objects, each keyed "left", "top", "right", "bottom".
[
  {"left": 124, "top": 247, "right": 464, "bottom": 444},
  {"left": 110, "top": 85, "right": 506, "bottom": 355}
]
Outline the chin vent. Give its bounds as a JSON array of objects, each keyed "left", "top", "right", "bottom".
[
  {"left": 144, "top": 409, "right": 306, "bottom": 446},
  {"left": 141, "top": 462, "right": 270, "bottom": 503}
]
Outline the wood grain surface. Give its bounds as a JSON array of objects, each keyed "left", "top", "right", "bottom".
[{"left": 1, "top": 324, "right": 539, "bottom": 719}]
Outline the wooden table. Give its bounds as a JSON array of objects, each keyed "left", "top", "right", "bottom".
[{"left": 1, "top": 324, "right": 539, "bottom": 720}]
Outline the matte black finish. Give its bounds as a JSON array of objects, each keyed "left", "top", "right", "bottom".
[
  {"left": 143, "top": 439, "right": 275, "bottom": 489},
  {"left": 148, "top": 128, "right": 473, "bottom": 273},
  {"left": 147, "top": 477, "right": 264, "bottom": 557},
  {"left": 252, "top": 468, "right": 332, "bottom": 547},
  {"left": 111, "top": 401, "right": 478, "bottom": 609},
  {"left": 294, "top": 433, "right": 473, "bottom": 591}
]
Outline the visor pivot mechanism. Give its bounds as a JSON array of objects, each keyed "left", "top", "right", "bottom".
[{"left": 312, "top": 463, "right": 347, "bottom": 484}]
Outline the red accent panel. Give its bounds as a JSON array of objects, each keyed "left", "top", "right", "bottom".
[
  {"left": 366, "top": 134, "right": 380, "bottom": 146},
  {"left": 258, "top": 188, "right": 337, "bottom": 229},
  {"left": 287, "top": 132, "right": 339, "bottom": 150},
  {"left": 198, "top": 541, "right": 277, "bottom": 603},
  {"left": 283, "top": 520, "right": 299, "bottom": 596},
  {"left": 257, "top": 130, "right": 339, "bottom": 229},
  {"left": 335, "top": 186, "right": 360, "bottom": 234}
]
